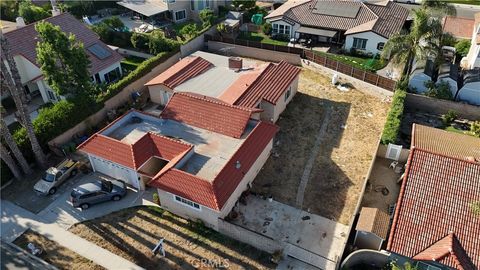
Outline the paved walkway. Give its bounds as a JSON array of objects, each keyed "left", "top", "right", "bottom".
[
  {"left": 295, "top": 104, "right": 332, "bottom": 208},
  {"left": 1, "top": 200, "right": 145, "bottom": 270}
]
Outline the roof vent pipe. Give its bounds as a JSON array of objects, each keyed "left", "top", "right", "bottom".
[{"left": 235, "top": 161, "right": 241, "bottom": 169}]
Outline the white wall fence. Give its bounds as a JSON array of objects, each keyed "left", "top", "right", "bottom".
[{"left": 405, "top": 93, "right": 480, "bottom": 119}]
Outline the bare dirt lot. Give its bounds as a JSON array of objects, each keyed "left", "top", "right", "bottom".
[
  {"left": 252, "top": 67, "right": 390, "bottom": 225},
  {"left": 69, "top": 206, "right": 274, "bottom": 270},
  {"left": 13, "top": 229, "right": 104, "bottom": 270}
]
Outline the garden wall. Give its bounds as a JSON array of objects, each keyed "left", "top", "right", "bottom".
[
  {"left": 47, "top": 51, "right": 182, "bottom": 151},
  {"left": 110, "top": 46, "right": 154, "bottom": 59},
  {"left": 207, "top": 41, "right": 302, "bottom": 65},
  {"left": 180, "top": 25, "right": 217, "bottom": 57},
  {"left": 217, "top": 218, "right": 284, "bottom": 254},
  {"left": 405, "top": 93, "right": 480, "bottom": 119}
]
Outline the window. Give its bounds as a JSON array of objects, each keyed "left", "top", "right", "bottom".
[
  {"left": 104, "top": 67, "right": 121, "bottom": 83},
  {"left": 272, "top": 23, "right": 279, "bottom": 33},
  {"left": 198, "top": 0, "right": 205, "bottom": 10},
  {"left": 377, "top": 42, "right": 385, "bottom": 51},
  {"left": 191, "top": 0, "right": 195, "bottom": 10},
  {"left": 47, "top": 90, "right": 56, "bottom": 101},
  {"left": 284, "top": 87, "right": 291, "bottom": 102},
  {"left": 175, "top": 195, "right": 201, "bottom": 210},
  {"left": 175, "top": 9, "right": 186, "bottom": 21},
  {"left": 205, "top": 0, "right": 210, "bottom": 8},
  {"left": 352, "top": 38, "right": 367, "bottom": 50},
  {"left": 95, "top": 73, "right": 101, "bottom": 83}
]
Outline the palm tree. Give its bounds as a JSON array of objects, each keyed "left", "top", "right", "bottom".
[
  {"left": 0, "top": 142, "right": 22, "bottom": 180},
  {"left": 421, "top": 0, "right": 456, "bottom": 17},
  {"left": 382, "top": 8, "right": 443, "bottom": 76},
  {"left": 0, "top": 31, "right": 48, "bottom": 168},
  {"left": 0, "top": 107, "right": 32, "bottom": 175}
]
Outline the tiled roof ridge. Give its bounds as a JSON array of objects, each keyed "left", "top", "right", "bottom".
[
  {"left": 174, "top": 92, "right": 256, "bottom": 113},
  {"left": 4, "top": 12, "right": 70, "bottom": 35},
  {"left": 145, "top": 131, "right": 193, "bottom": 147},
  {"left": 165, "top": 56, "right": 213, "bottom": 87},
  {"left": 233, "top": 63, "right": 275, "bottom": 103}
]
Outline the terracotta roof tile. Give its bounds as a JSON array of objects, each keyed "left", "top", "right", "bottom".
[
  {"left": 234, "top": 61, "right": 301, "bottom": 107},
  {"left": 160, "top": 92, "right": 254, "bottom": 138},
  {"left": 145, "top": 56, "right": 213, "bottom": 88},
  {"left": 443, "top": 16, "right": 475, "bottom": 40},
  {"left": 218, "top": 68, "right": 264, "bottom": 104},
  {"left": 412, "top": 124, "right": 480, "bottom": 160},
  {"left": 149, "top": 120, "right": 279, "bottom": 210},
  {"left": 4, "top": 13, "right": 123, "bottom": 75},
  {"left": 356, "top": 207, "right": 390, "bottom": 239},
  {"left": 387, "top": 147, "right": 480, "bottom": 269}
]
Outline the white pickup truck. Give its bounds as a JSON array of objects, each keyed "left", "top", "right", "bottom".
[{"left": 34, "top": 159, "right": 79, "bottom": 195}]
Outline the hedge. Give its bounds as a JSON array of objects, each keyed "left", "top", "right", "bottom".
[
  {"left": 380, "top": 88, "right": 407, "bottom": 145},
  {"left": 97, "top": 49, "right": 179, "bottom": 102}
]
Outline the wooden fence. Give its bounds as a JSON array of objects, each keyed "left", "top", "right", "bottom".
[{"left": 205, "top": 35, "right": 397, "bottom": 91}]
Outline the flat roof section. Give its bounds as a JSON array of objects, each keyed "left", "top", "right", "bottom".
[{"left": 102, "top": 111, "right": 256, "bottom": 180}]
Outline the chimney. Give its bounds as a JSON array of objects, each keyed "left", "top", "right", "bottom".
[
  {"left": 15, "top": 17, "right": 26, "bottom": 28},
  {"left": 51, "top": 0, "right": 61, "bottom": 16},
  {"left": 228, "top": 57, "right": 242, "bottom": 71}
]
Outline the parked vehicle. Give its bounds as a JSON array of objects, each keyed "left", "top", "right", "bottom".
[
  {"left": 34, "top": 159, "right": 79, "bottom": 195},
  {"left": 391, "top": 0, "right": 422, "bottom": 4},
  {"left": 70, "top": 179, "right": 127, "bottom": 209}
]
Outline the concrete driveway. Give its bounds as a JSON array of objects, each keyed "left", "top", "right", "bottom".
[{"left": 38, "top": 172, "right": 154, "bottom": 229}]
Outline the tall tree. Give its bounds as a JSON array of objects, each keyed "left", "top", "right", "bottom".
[
  {"left": 0, "top": 143, "right": 22, "bottom": 180},
  {"left": 18, "top": 0, "right": 50, "bottom": 24},
  {"left": 0, "top": 31, "right": 48, "bottom": 168},
  {"left": 35, "top": 21, "right": 94, "bottom": 106},
  {"left": 421, "top": 0, "right": 456, "bottom": 17},
  {"left": 382, "top": 8, "right": 442, "bottom": 76},
  {"left": 0, "top": 107, "right": 32, "bottom": 175}
]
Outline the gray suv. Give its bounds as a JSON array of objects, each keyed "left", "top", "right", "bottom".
[{"left": 70, "top": 179, "right": 127, "bottom": 209}]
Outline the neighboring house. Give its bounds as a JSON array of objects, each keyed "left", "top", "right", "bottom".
[
  {"left": 78, "top": 92, "right": 278, "bottom": 230},
  {"left": 117, "top": 0, "right": 228, "bottom": 23},
  {"left": 463, "top": 12, "right": 480, "bottom": 69},
  {"left": 408, "top": 59, "right": 436, "bottom": 94},
  {"left": 457, "top": 70, "right": 480, "bottom": 105},
  {"left": 442, "top": 16, "right": 474, "bottom": 40},
  {"left": 354, "top": 207, "right": 390, "bottom": 251},
  {"left": 146, "top": 51, "right": 301, "bottom": 122},
  {"left": 2, "top": 13, "right": 124, "bottom": 104},
  {"left": 436, "top": 63, "right": 458, "bottom": 98},
  {"left": 387, "top": 124, "right": 480, "bottom": 270},
  {"left": 265, "top": 0, "right": 409, "bottom": 55}
]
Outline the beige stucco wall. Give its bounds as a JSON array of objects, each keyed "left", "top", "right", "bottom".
[
  {"left": 148, "top": 84, "right": 173, "bottom": 104},
  {"left": 272, "top": 76, "right": 299, "bottom": 122},
  {"left": 13, "top": 55, "right": 42, "bottom": 84},
  {"left": 156, "top": 139, "right": 274, "bottom": 230}
]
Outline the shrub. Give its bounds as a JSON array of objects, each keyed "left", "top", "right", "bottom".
[
  {"left": 131, "top": 32, "right": 150, "bottom": 51},
  {"left": 425, "top": 80, "right": 453, "bottom": 100},
  {"left": 262, "top": 22, "right": 272, "bottom": 35},
  {"left": 471, "top": 121, "right": 480, "bottom": 138},
  {"left": 19, "top": 0, "right": 50, "bottom": 24},
  {"left": 455, "top": 39, "right": 471, "bottom": 58},
  {"left": 179, "top": 23, "right": 198, "bottom": 40},
  {"left": 102, "top": 16, "right": 124, "bottom": 31},
  {"left": 381, "top": 88, "right": 407, "bottom": 145},
  {"left": 442, "top": 110, "right": 457, "bottom": 126},
  {"left": 199, "top": 8, "right": 216, "bottom": 28},
  {"left": 148, "top": 30, "right": 179, "bottom": 55}
]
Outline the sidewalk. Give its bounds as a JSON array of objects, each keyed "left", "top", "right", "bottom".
[{"left": 1, "top": 200, "right": 144, "bottom": 270}]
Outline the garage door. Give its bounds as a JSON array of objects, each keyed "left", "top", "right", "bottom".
[{"left": 90, "top": 156, "right": 140, "bottom": 189}]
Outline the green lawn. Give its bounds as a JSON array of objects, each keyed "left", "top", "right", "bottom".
[
  {"left": 121, "top": 56, "right": 145, "bottom": 73},
  {"left": 447, "top": 0, "right": 480, "bottom": 5},
  {"left": 313, "top": 51, "right": 387, "bottom": 72},
  {"left": 237, "top": 32, "right": 289, "bottom": 46}
]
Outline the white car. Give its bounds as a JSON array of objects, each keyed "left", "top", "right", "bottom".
[{"left": 391, "top": 0, "right": 422, "bottom": 4}]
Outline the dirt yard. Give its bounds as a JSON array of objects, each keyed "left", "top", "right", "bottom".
[
  {"left": 252, "top": 67, "right": 390, "bottom": 225},
  {"left": 13, "top": 229, "right": 104, "bottom": 270},
  {"left": 69, "top": 206, "right": 274, "bottom": 270}
]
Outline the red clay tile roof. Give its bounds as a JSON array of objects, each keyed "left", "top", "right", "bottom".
[
  {"left": 443, "top": 16, "right": 475, "bottom": 40},
  {"left": 413, "top": 233, "right": 476, "bottom": 270},
  {"left": 387, "top": 147, "right": 480, "bottom": 269},
  {"left": 267, "top": 0, "right": 408, "bottom": 38},
  {"left": 78, "top": 126, "right": 192, "bottom": 170},
  {"left": 412, "top": 124, "right": 480, "bottom": 160},
  {"left": 3, "top": 13, "right": 123, "bottom": 76},
  {"left": 218, "top": 68, "right": 265, "bottom": 104},
  {"left": 160, "top": 92, "right": 254, "bottom": 138},
  {"left": 234, "top": 61, "right": 301, "bottom": 107},
  {"left": 149, "top": 121, "right": 279, "bottom": 210},
  {"left": 145, "top": 56, "right": 213, "bottom": 88}
]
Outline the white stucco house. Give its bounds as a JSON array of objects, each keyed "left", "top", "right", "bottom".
[
  {"left": 462, "top": 12, "right": 480, "bottom": 70},
  {"left": 2, "top": 12, "right": 124, "bottom": 105},
  {"left": 78, "top": 93, "right": 278, "bottom": 230},
  {"left": 265, "top": 0, "right": 409, "bottom": 55},
  {"left": 457, "top": 70, "right": 480, "bottom": 105},
  {"left": 146, "top": 51, "right": 301, "bottom": 123}
]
